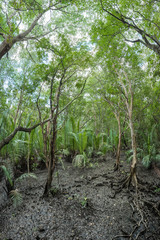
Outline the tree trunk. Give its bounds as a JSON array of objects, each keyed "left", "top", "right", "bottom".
[
  {"left": 27, "top": 133, "right": 31, "bottom": 173},
  {"left": 129, "top": 118, "right": 138, "bottom": 187},
  {"left": 44, "top": 128, "right": 49, "bottom": 169},
  {"left": 114, "top": 113, "right": 121, "bottom": 171},
  {"left": 43, "top": 67, "right": 86, "bottom": 197},
  {"left": 43, "top": 160, "right": 55, "bottom": 196},
  {"left": 0, "top": 11, "right": 46, "bottom": 59},
  {"left": 0, "top": 40, "right": 13, "bottom": 59},
  {"left": 43, "top": 116, "right": 57, "bottom": 196}
]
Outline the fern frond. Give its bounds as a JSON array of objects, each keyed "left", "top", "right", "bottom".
[
  {"left": 62, "top": 149, "right": 70, "bottom": 156},
  {"left": 0, "top": 165, "right": 13, "bottom": 186},
  {"left": 127, "top": 155, "right": 133, "bottom": 163},
  {"left": 73, "top": 154, "right": 84, "bottom": 167},
  {"left": 10, "top": 189, "right": 23, "bottom": 207},
  {"left": 99, "top": 142, "right": 112, "bottom": 154},
  {"left": 126, "top": 149, "right": 133, "bottom": 155},
  {"left": 15, "top": 173, "right": 37, "bottom": 182},
  {"left": 78, "top": 132, "right": 87, "bottom": 154},
  {"left": 69, "top": 132, "right": 79, "bottom": 144},
  {"left": 142, "top": 155, "right": 151, "bottom": 168}
]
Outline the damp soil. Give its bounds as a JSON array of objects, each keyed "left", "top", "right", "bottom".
[{"left": 0, "top": 155, "right": 160, "bottom": 240}]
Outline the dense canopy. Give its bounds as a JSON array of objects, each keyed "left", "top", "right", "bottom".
[{"left": 0, "top": 0, "right": 160, "bottom": 197}]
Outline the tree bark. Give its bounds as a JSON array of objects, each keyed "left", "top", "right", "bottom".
[
  {"left": 114, "top": 113, "right": 121, "bottom": 171},
  {"left": 0, "top": 11, "right": 45, "bottom": 59},
  {"left": 115, "top": 66, "right": 138, "bottom": 187},
  {"left": 0, "top": 40, "right": 13, "bottom": 59},
  {"left": 43, "top": 69, "right": 63, "bottom": 196},
  {"left": 129, "top": 119, "right": 137, "bottom": 187},
  {"left": 43, "top": 70, "right": 87, "bottom": 196},
  {"left": 43, "top": 117, "right": 57, "bottom": 196},
  {"left": 27, "top": 133, "right": 31, "bottom": 173}
]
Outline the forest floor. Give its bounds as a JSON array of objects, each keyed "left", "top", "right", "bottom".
[{"left": 0, "top": 154, "right": 160, "bottom": 240}]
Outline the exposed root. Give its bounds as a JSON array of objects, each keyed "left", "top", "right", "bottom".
[
  {"left": 112, "top": 225, "right": 146, "bottom": 240},
  {"left": 144, "top": 200, "right": 160, "bottom": 217},
  {"left": 114, "top": 163, "right": 120, "bottom": 172},
  {"left": 112, "top": 191, "right": 151, "bottom": 240},
  {"left": 111, "top": 173, "right": 138, "bottom": 197}
]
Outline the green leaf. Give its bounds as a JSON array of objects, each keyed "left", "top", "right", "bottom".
[{"left": 0, "top": 165, "right": 13, "bottom": 186}]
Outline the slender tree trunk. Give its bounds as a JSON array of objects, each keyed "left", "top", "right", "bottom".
[
  {"left": 129, "top": 119, "right": 137, "bottom": 187},
  {"left": 27, "top": 133, "right": 31, "bottom": 173},
  {"left": 44, "top": 127, "right": 49, "bottom": 169},
  {"left": 43, "top": 115, "right": 57, "bottom": 196},
  {"left": 114, "top": 113, "right": 121, "bottom": 171},
  {"left": 117, "top": 68, "right": 138, "bottom": 187},
  {"left": 43, "top": 68, "right": 87, "bottom": 196},
  {"left": 43, "top": 70, "right": 63, "bottom": 196}
]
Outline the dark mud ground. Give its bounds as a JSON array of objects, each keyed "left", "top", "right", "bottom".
[{"left": 0, "top": 155, "right": 160, "bottom": 240}]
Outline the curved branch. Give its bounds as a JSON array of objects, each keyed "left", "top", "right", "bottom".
[
  {"left": 100, "top": 0, "right": 160, "bottom": 55},
  {"left": 0, "top": 118, "right": 51, "bottom": 151},
  {"left": 0, "top": 1, "right": 68, "bottom": 59},
  {"left": 58, "top": 77, "right": 88, "bottom": 115}
]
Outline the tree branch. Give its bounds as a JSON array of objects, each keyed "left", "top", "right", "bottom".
[
  {"left": 0, "top": 118, "right": 51, "bottom": 151},
  {"left": 100, "top": 0, "right": 160, "bottom": 56},
  {"left": 58, "top": 77, "right": 88, "bottom": 115},
  {"left": 0, "top": 1, "right": 68, "bottom": 59}
]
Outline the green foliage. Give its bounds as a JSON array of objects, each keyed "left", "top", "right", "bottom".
[
  {"left": 141, "top": 124, "right": 160, "bottom": 168},
  {"left": 1, "top": 0, "right": 160, "bottom": 191},
  {"left": 0, "top": 165, "right": 13, "bottom": 187},
  {"left": 61, "top": 116, "right": 117, "bottom": 160},
  {"left": 15, "top": 173, "right": 37, "bottom": 182},
  {"left": 69, "top": 131, "right": 88, "bottom": 154},
  {"left": 9, "top": 189, "right": 23, "bottom": 207},
  {"left": 94, "top": 132, "right": 114, "bottom": 154},
  {"left": 62, "top": 117, "right": 89, "bottom": 155},
  {"left": 126, "top": 148, "right": 143, "bottom": 163},
  {"left": 142, "top": 155, "right": 151, "bottom": 169},
  {"left": 99, "top": 142, "right": 112, "bottom": 155},
  {"left": 127, "top": 133, "right": 160, "bottom": 169},
  {"left": 154, "top": 188, "right": 160, "bottom": 193},
  {"left": 31, "top": 163, "right": 38, "bottom": 171},
  {"left": 50, "top": 187, "right": 59, "bottom": 196},
  {"left": 72, "top": 152, "right": 89, "bottom": 168},
  {"left": 62, "top": 149, "right": 70, "bottom": 156},
  {"left": 80, "top": 196, "right": 88, "bottom": 208}
]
